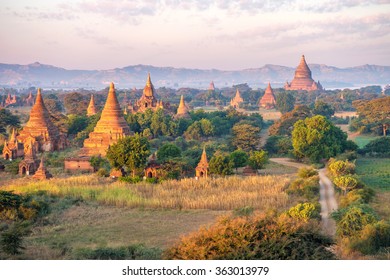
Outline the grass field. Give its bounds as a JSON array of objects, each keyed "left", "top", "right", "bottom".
[{"left": 356, "top": 158, "right": 390, "bottom": 191}]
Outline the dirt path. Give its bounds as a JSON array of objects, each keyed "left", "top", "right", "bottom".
[{"left": 269, "top": 158, "right": 338, "bottom": 236}]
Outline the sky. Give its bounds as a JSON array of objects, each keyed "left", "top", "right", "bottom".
[{"left": 0, "top": 0, "right": 389, "bottom": 70}]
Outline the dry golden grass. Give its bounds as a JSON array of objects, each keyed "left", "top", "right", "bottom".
[{"left": 3, "top": 175, "right": 291, "bottom": 211}]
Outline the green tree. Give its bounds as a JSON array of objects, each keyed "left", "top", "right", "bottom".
[
  {"left": 106, "top": 134, "right": 150, "bottom": 177},
  {"left": 0, "top": 109, "right": 20, "bottom": 134},
  {"left": 313, "top": 101, "right": 335, "bottom": 119},
  {"left": 328, "top": 159, "right": 355, "bottom": 177},
  {"left": 67, "top": 115, "right": 89, "bottom": 136},
  {"left": 276, "top": 91, "right": 296, "bottom": 113},
  {"left": 0, "top": 222, "right": 31, "bottom": 255},
  {"left": 64, "top": 92, "right": 88, "bottom": 115},
  {"left": 209, "top": 152, "right": 233, "bottom": 176},
  {"left": 269, "top": 105, "right": 312, "bottom": 136},
  {"left": 287, "top": 203, "right": 321, "bottom": 222},
  {"left": 157, "top": 143, "right": 182, "bottom": 163},
  {"left": 232, "top": 123, "right": 260, "bottom": 152},
  {"left": 230, "top": 150, "right": 249, "bottom": 171},
  {"left": 292, "top": 115, "right": 348, "bottom": 162},
  {"left": 333, "top": 175, "right": 358, "bottom": 195},
  {"left": 248, "top": 150, "right": 268, "bottom": 170}
]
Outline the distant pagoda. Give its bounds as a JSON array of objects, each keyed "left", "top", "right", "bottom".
[
  {"left": 32, "top": 156, "right": 52, "bottom": 180},
  {"left": 284, "top": 55, "right": 323, "bottom": 91},
  {"left": 259, "top": 83, "right": 276, "bottom": 109},
  {"left": 25, "top": 91, "right": 34, "bottom": 106},
  {"left": 209, "top": 81, "right": 215, "bottom": 91},
  {"left": 86, "top": 94, "right": 97, "bottom": 116},
  {"left": 18, "top": 88, "right": 66, "bottom": 152},
  {"left": 230, "top": 89, "right": 244, "bottom": 109},
  {"left": 129, "top": 73, "right": 165, "bottom": 113},
  {"left": 195, "top": 147, "right": 209, "bottom": 178},
  {"left": 81, "top": 82, "right": 132, "bottom": 156},
  {"left": 175, "top": 95, "right": 190, "bottom": 119}
]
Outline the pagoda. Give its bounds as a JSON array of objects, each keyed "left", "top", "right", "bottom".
[
  {"left": 230, "top": 89, "right": 244, "bottom": 109},
  {"left": 4, "top": 93, "right": 17, "bottom": 107},
  {"left": 32, "top": 156, "right": 52, "bottom": 180},
  {"left": 195, "top": 147, "right": 209, "bottom": 178},
  {"left": 175, "top": 95, "right": 190, "bottom": 119},
  {"left": 129, "top": 73, "right": 165, "bottom": 113},
  {"left": 25, "top": 91, "right": 34, "bottom": 106},
  {"left": 209, "top": 81, "right": 215, "bottom": 91},
  {"left": 2, "top": 128, "right": 24, "bottom": 160},
  {"left": 18, "top": 136, "right": 39, "bottom": 176},
  {"left": 81, "top": 82, "right": 132, "bottom": 156},
  {"left": 284, "top": 55, "right": 323, "bottom": 91},
  {"left": 87, "top": 94, "right": 97, "bottom": 116},
  {"left": 259, "top": 83, "right": 276, "bottom": 109},
  {"left": 17, "top": 88, "right": 66, "bottom": 152}
]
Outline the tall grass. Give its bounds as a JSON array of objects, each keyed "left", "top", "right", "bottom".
[{"left": 3, "top": 175, "right": 290, "bottom": 211}]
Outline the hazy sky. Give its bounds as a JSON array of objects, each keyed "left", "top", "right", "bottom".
[{"left": 1, "top": 0, "right": 389, "bottom": 70}]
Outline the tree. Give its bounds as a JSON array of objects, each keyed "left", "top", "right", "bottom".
[
  {"left": 276, "top": 91, "right": 296, "bottom": 113},
  {"left": 230, "top": 150, "right": 249, "bottom": 171},
  {"left": 67, "top": 115, "right": 89, "bottom": 135},
  {"left": 328, "top": 159, "right": 355, "bottom": 177},
  {"left": 292, "top": 115, "right": 348, "bottom": 162},
  {"left": 157, "top": 143, "right": 182, "bottom": 163},
  {"left": 359, "top": 137, "right": 390, "bottom": 157},
  {"left": 248, "top": 150, "right": 268, "bottom": 170},
  {"left": 313, "top": 101, "right": 335, "bottom": 119},
  {"left": 333, "top": 175, "right": 358, "bottom": 195},
  {"left": 106, "top": 134, "right": 150, "bottom": 177},
  {"left": 64, "top": 92, "right": 88, "bottom": 115},
  {"left": 231, "top": 123, "right": 260, "bottom": 152},
  {"left": 209, "top": 152, "right": 233, "bottom": 176},
  {"left": 269, "top": 105, "right": 312, "bottom": 136},
  {"left": 1, "top": 222, "right": 30, "bottom": 255},
  {"left": 353, "top": 96, "right": 390, "bottom": 136},
  {"left": 0, "top": 109, "right": 20, "bottom": 134}
]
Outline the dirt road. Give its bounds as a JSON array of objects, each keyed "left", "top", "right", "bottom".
[{"left": 269, "top": 158, "right": 338, "bottom": 236}]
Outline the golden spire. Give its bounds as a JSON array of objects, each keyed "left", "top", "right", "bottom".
[
  {"left": 198, "top": 146, "right": 208, "bottom": 167},
  {"left": 176, "top": 95, "right": 190, "bottom": 118},
  {"left": 87, "top": 94, "right": 97, "bottom": 116},
  {"left": 9, "top": 128, "right": 16, "bottom": 142},
  {"left": 146, "top": 73, "right": 152, "bottom": 87},
  {"left": 143, "top": 73, "right": 155, "bottom": 97}
]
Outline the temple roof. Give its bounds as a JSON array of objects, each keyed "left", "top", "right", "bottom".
[
  {"left": 232, "top": 89, "right": 244, "bottom": 103},
  {"left": 143, "top": 73, "right": 155, "bottom": 98},
  {"left": 196, "top": 147, "right": 209, "bottom": 168},
  {"left": 285, "top": 55, "right": 322, "bottom": 91},
  {"left": 93, "top": 82, "right": 130, "bottom": 134},
  {"left": 295, "top": 55, "right": 312, "bottom": 79},
  {"left": 87, "top": 94, "right": 97, "bottom": 116},
  {"left": 260, "top": 82, "right": 276, "bottom": 107},
  {"left": 176, "top": 95, "right": 190, "bottom": 117}
]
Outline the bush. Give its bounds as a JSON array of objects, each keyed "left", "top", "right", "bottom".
[
  {"left": 119, "top": 176, "right": 142, "bottom": 184},
  {"left": 350, "top": 221, "right": 390, "bottom": 255},
  {"left": 4, "top": 159, "right": 21, "bottom": 175},
  {"left": 0, "top": 222, "right": 31, "bottom": 256},
  {"left": 297, "top": 167, "right": 318, "bottom": 179},
  {"left": 287, "top": 203, "right": 321, "bottom": 222},
  {"left": 165, "top": 214, "right": 335, "bottom": 260},
  {"left": 287, "top": 176, "right": 319, "bottom": 201},
  {"left": 328, "top": 159, "right": 355, "bottom": 177},
  {"left": 339, "top": 187, "right": 375, "bottom": 208},
  {"left": 359, "top": 137, "right": 390, "bottom": 157},
  {"left": 96, "top": 168, "right": 109, "bottom": 177}
]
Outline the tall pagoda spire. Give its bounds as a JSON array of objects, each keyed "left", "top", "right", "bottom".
[
  {"left": 196, "top": 146, "right": 209, "bottom": 178},
  {"left": 82, "top": 82, "right": 131, "bottom": 156},
  {"left": 259, "top": 82, "right": 276, "bottom": 109},
  {"left": 175, "top": 95, "right": 190, "bottom": 119},
  {"left": 87, "top": 94, "right": 97, "bottom": 116},
  {"left": 284, "top": 55, "right": 322, "bottom": 91},
  {"left": 9, "top": 128, "right": 17, "bottom": 143},
  {"left": 143, "top": 73, "right": 155, "bottom": 97}
]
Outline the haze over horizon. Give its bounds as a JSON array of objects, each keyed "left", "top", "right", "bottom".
[{"left": 1, "top": 0, "right": 389, "bottom": 71}]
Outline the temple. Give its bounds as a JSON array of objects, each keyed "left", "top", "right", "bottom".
[
  {"left": 32, "top": 156, "right": 52, "bottom": 180},
  {"left": 195, "top": 147, "right": 209, "bottom": 178},
  {"left": 129, "top": 73, "right": 165, "bottom": 113},
  {"left": 144, "top": 153, "right": 162, "bottom": 179},
  {"left": 18, "top": 88, "right": 66, "bottom": 152},
  {"left": 18, "top": 136, "right": 39, "bottom": 176},
  {"left": 230, "top": 89, "right": 244, "bottom": 109},
  {"left": 259, "top": 83, "right": 276, "bottom": 109},
  {"left": 4, "top": 93, "right": 17, "bottom": 107},
  {"left": 25, "top": 91, "right": 34, "bottom": 106},
  {"left": 2, "top": 128, "right": 24, "bottom": 160},
  {"left": 209, "top": 81, "right": 215, "bottom": 91},
  {"left": 86, "top": 94, "right": 97, "bottom": 116},
  {"left": 284, "top": 55, "right": 323, "bottom": 91},
  {"left": 81, "top": 82, "right": 132, "bottom": 156},
  {"left": 175, "top": 95, "right": 190, "bottom": 119}
]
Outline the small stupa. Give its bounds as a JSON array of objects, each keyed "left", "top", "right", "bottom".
[
  {"left": 284, "top": 55, "right": 323, "bottom": 91},
  {"left": 175, "top": 95, "right": 190, "bottom": 119},
  {"left": 32, "top": 156, "right": 52, "bottom": 180},
  {"left": 230, "top": 89, "right": 244, "bottom": 108},
  {"left": 195, "top": 147, "right": 209, "bottom": 178},
  {"left": 82, "top": 82, "right": 132, "bottom": 156},
  {"left": 87, "top": 94, "right": 97, "bottom": 116},
  {"left": 259, "top": 83, "right": 276, "bottom": 109}
]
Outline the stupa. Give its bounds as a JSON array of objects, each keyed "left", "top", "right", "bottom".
[
  {"left": 284, "top": 55, "right": 323, "bottom": 91},
  {"left": 4, "top": 93, "right": 17, "bottom": 107},
  {"left": 2, "top": 128, "right": 24, "bottom": 160},
  {"left": 25, "top": 91, "right": 34, "bottom": 106},
  {"left": 175, "top": 95, "right": 190, "bottom": 119},
  {"left": 259, "top": 83, "right": 276, "bottom": 109},
  {"left": 32, "top": 156, "right": 52, "bottom": 180},
  {"left": 87, "top": 94, "right": 97, "bottom": 116},
  {"left": 230, "top": 89, "right": 244, "bottom": 108},
  {"left": 81, "top": 82, "right": 132, "bottom": 156},
  {"left": 17, "top": 88, "right": 66, "bottom": 152},
  {"left": 129, "top": 73, "right": 165, "bottom": 113},
  {"left": 195, "top": 147, "right": 209, "bottom": 178},
  {"left": 209, "top": 81, "right": 215, "bottom": 91}
]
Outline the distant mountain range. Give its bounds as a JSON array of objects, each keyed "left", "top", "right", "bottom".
[{"left": 0, "top": 62, "right": 389, "bottom": 90}]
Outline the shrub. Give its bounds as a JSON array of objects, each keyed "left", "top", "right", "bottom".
[
  {"left": 287, "top": 202, "right": 321, "bottom": 222},
  {"left": 119, "top": 176, "right": 142, "bottom": 184},
  {"left": 287, "top": 176, "right": 319, "bottom": 201},
  {"left": 165, "top": 214, "right": 335, "bottom": 260},
  {"left": 333, "top": 175, "right": 358, "bottom": 195},
  {"left": 359, "top": 137, "right": 390, "bottom": 157},
  {"left": 350, "top": 221, "right": 390, "bottom": 255},
  {"left": 328, "top": 159, "right": 355, "bottom": 177},
  {"left": 248, "top": 150, "right": 268, "bottom": 170},
  {"left": 96, "top": 168, "right": 109, "bottom": 177},
  {"left": 297, "top": 167, "right": 318, "bottom": 179},
  {"left": 339, "top": 187, "right": 375, "bottom": 208},
  {"left": 0, "top": 222, "right": 31, "bottom": 256}
]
